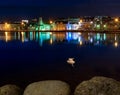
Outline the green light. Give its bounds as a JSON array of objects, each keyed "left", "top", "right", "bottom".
[
  {"left": 36, "top": 32, "right": 39, "bottom": 41},
  {"left": 103, "top": 33, "right": 106, "bottom": 40},
  {"left": 38, "top": 24, "right": 51, "bottom": 31},
  {"left": 97, "top": 33, "right": 100, "bottom": 40},
  {"left": 45, "top": 25, "right": 51, "bottom": 30},
  {"left": 104, "top": 25, "right": 107, "bottom": 28},
  {"left": 39, "top": 32, "right": 51, "bottom": 46},
  {"left": 39, "top": 32, "right": 51, "bottom": 40},
  {"left": 36, "top": 27, "right": 39, "bottom": 31},
  {"left": 40, "top": 26, "right": 45, "bottom": 30},
  {"left": 30, "top": 32, "right": 33, "bottom": 40},
  {"left": 97, "top": 24, "right": 100, "bottom": 28}
]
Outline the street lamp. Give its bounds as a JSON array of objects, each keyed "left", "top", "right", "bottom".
[
  {"left": 80, "top": 19, "right": 83, "bottom": 23},
  {"left": 115, "top": 18, "right": 119, "bottom": 22},
  {"left": 104, "top": 25, "right": 107, "bottom": 28},
  {"left": 50, "top": 20, "right": 53, "bottom": 24},
  {"left": 21, "top": 22, "right": 24, "bottom": 25},
  {"left": 21, "top": 22, "right": 25, "bottom": 30}
]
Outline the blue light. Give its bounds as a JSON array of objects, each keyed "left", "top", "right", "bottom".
[
  {"left": 66, "top": 32, "right": 72, "bottom": 41},
  {"left": 78, "top": 36, "right": 82, "bottom": 42},
  {"left": 73, "top": 33, "right": 79, "bottom": 40},
  {"left": 90, "top": 38, "right": 93, "bottom": 43},
  {"left": 66, "top": 24, "right": 72, "bottom": 30}
]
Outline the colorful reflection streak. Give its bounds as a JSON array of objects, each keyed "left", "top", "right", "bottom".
[{"left": 0, "top": 32, "right": 120, "bottom": 47}]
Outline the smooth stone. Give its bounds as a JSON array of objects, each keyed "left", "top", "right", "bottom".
[
  {"left": 74, "top": 76, "right": 120, "bottom": 95},
  {"left": 24, "top": 80, "right": 71, "bottom": 95},
  {"left": 0, "top": 84, "right": 22, "bottom": 95}
]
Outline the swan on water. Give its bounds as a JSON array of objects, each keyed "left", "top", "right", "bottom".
[{"left": 67, "top": 58, "right": 75, "bottom": 67}]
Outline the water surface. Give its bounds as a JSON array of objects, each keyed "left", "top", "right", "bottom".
[{"left": 0, "top": 31, "right": 120, "bottom": 90}]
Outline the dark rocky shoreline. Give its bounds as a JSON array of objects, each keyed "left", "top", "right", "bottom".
[{"left": 1, "top": 76, "right": 120, "bottom": 95}]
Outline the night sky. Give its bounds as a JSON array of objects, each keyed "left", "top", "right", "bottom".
[{"left": 0, "top": 0, "right": 120, "bottom": 19}]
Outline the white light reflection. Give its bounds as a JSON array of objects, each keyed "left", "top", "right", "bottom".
[
  {"left": 78, "top": 32, "right": 82, "bottom": 35},
  {"left": 73, "top": 33, "right": 79, "bottom": 40},
  {"left": 50, "top": 32, "right": 52, "bottom": 35},
  {"left": 80, "top": 41, "right": 83, "bottom": 45},
  {"left": 103, "top": 33, "right": 106, "bottom": 40},
  {"left": 5, "top": 32, "right": 8, "bottom": 42},
  {"left": 90, "top": 38, "right": 93, "bottom": 43}
]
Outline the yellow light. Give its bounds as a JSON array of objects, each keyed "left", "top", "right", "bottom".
[
  {"left": 7, "top": 24, "right": 10, "bottom": 28},
  {"left": 80, "top": 41, "right": 83, "bottom": 45},
  {"left": 50, "top": 20, "right": 53, "bottom": 24},
  {"left": 4, "top": 22, "right": 10, "bottom": 30},
  {"left": 104, "top": 25, "right": 106, "bottom": 28},
  {"left": 21, "top": 32, "right": 24, "bottom": 42},
  {"left": 21, "top": 32, "right": 24, "bottom": 35},
  {"left": 114, "top": 42, "right": 118, "bottom": 47},
  {"left": 50, "top": 38, "right": 53, "bottom": 44},
  {"left": 21, "top": 22, "right": 25, "bottom": 27},
  {"left": 5, "top": 32, "right": 8, "bottom": 42},
  {"left": 5, "top": 32, "right": 8, "bottom": 35},
  {"left": 5, "top": 22, "right": 8, "bottom": 25},
  {"left": 115, "top": 18, "right": 119, "bottom": 22},
  {"left": 50, "top": 32, "right": 52, "bottom": 35},
  {"left": 80, "top": 19, "right": 83, "bottom": 23},
  {"left": 21, "top": 22, "right": 24, "bottom": 25}
]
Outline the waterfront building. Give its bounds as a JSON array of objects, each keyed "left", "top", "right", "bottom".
[
  {"left": 50, "top": 22, "right": 56, "bottom": 30},
  {"left": 0, "top": 16, "right": 120, "bottom": 31},
  {"left": 79, "top": 16, "right": 94, "bottom": 30},
  {"left": 66, "top": 22, "right": 80, "bottom": 30},
  {"left": 54, "top": 21, "right": 66, "bottom": 31},
  {"left": 0, "top": 22, "right": 21, "bottom": 31},
  {"left": 28, "top": 18, "right": 38, "bottom": 31},
  {"left": 93, "top": 16, "right": 103, "bottom": 30},
  {"left": 36, "top": 17, "right": 51, "bottom": 31}
]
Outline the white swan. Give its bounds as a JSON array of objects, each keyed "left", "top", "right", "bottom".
[{"left": 67, "top": 58, "right": 75, "bottom": 67}]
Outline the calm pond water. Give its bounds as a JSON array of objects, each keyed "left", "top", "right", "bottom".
[{"left": 0, "top": 31, "right": 120, "bottom": 90}]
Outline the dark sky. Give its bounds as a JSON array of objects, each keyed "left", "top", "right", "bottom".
[{"left": 0, "top": 0, "right": 120, "bottom": 19}]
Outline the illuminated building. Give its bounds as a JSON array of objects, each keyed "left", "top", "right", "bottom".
[
  {"left": 0, "top": 16, "right": 120, "bottom": 31},
  {"left": 55, "top": 21, "right": 66, "bottom": 31},
  {"left": 36, "top": 17, "right": 51, "bottom": 31},
  {"left": 66, "top": 22, "right": 72, "bottom": 30}
]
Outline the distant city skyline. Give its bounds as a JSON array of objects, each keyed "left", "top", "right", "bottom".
[{"left": 0, "top": 0, "right": 120, "bottom": 19}]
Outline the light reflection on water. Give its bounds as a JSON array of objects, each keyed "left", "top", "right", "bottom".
[
  {"left": 1, "top": 31, "right": 120, "bottom": 91},
  {"left": 1, "top": 31, "right": 120, "bottom": 48}
]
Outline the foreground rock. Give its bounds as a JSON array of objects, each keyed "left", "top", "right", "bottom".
[
  {"left": 0, "top": 84, "right": 22, "bottom": 95},
  {"left": 74, "top": 76, "right": 120, "bottom": 95},
  {"left": 24, "top": 80, "right": 71, "bottom": 95}
]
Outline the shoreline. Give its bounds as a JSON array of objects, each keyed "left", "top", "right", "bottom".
[{"left": 1, "top": 30, "right": 120, "bottom": 34}]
